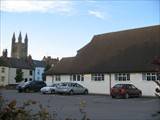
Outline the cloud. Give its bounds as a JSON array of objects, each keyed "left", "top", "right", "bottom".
[
  {"left": 88, "top": 10, "right": 105, "bottom": 19},
  {"left": 0, "top": 0, "right": 73, "bottom": 14}
]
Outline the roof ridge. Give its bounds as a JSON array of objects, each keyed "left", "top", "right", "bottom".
[{"left": 95, "top": 24, "right": 160, "bottom": 37}]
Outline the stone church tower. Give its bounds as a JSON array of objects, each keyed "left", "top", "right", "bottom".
[{"left": 11, "top": 32, "right": 28, "bottom": 59}]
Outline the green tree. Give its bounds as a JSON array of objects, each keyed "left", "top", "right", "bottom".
[
  {"left": 15, "top": 69, "right": 23, "bottom": 83},
  {"left": 42, "top": 64, "right": 51, "bottom": 81}
]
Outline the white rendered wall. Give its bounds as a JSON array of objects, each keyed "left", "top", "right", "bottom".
[
  {"left": 0, "top": 67, "right": 9, "bottom": 86},
  {"left": 46, "top": 74, "right": 110, "bottom": 94},
  {"left": 110, "top": 73, "right": 158, "bottom": 96},
  {"left": 8, "top": 68, "right": 34, "bottom": 84},
  {"left": 46, "top": 73, "right": 158, "bottom": 96}
]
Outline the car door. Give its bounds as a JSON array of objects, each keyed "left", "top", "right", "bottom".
[
  {"left": 130, "top": 85, "right": 139, "bottom": 96},
  {"left": 130, "top": 85, "right": 138, "bottom": 96},
  {"left": 127, "top": 85, "right": 135, "bottom": 96},
  {"left": 36, "top": 82, "right": 42, "bottom": 91},
  {"left": 75, "top": 83, "right": 84, "bottom": 94},
  {"left": 71, "top": 83, "right": 78, "bottom": 93}
]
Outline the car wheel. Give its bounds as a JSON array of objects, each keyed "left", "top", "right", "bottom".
[
  {"left": 51, "top": 89, "right": 55, "bottom": 94},
  {"left": 18, "top": 89, "right": 22, "bottom": 93},
  {"left": 111, "top": 95, "right": 115, "bottom": 98},
  {"left": 124, "top": 93, "right": 129, "bottom": 99},
  {"left": 138, "top": 92, "right": 142, "bottom": 97},
  {"left": 84, "top": 90, "right": 88, "bottom": 95},
  {"left": 69, "top": 90, "right": 74, "bottom": 95}
]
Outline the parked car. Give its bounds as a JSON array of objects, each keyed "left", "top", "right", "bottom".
[
  {"left": 40, "top": 84, "right": 58, "bottom": 94},
  {"left": 16, "top": 79, "right": 32, "bottom": 90},
  {"left": 111, "top": 84, "right": 142, "bottom": 99},
  {"left": 17, "top": 80, "right": 46, "bottom": 92},
  {"left": 55, "top": 82, "right": 88, "bottom": 95}
]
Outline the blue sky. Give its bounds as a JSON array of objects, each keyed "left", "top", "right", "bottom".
[{"left": 0, "top": 0, "right": 160, "bottom": 60}]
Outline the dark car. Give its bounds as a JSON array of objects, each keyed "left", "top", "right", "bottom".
[
  {"left": 111, "top": 84, "right": 142, "bottom": 99},
  {"left": 17, "top": 80, "right": 46, "bottom": 92}
]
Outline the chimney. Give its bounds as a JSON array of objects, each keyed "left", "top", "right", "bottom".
[{"left": 2, "top": 49, "right": 8, "bottom": 57}]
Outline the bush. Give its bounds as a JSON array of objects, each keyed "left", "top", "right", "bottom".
[
  {"left": 0, "top": 94, "right": 90, "bottom": 120},
  {"left": 0, "top": 96, "right": 53, "bottom": 120}
]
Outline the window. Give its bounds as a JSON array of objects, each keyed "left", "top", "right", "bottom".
[
  {"left": 115, "top": 73, "right": 130, "bottom": 81},
  {"left": 55, "top": 75, "right": 61, "bottom": 81},
  {"left": 142, "top": 73, "right": 160, "bottom": 81},
  {"left": 91, "top": 74, "right": 104, "bottom": 81},
  {"left": 37, "top": 69, "right": 40, "bottom": 75},
  {"left": 1, "top": 68, "right": 5, "bottom": 73},
  {"left": 70, "top": 74, "right": 84, "bottom": 81},
  {"left": 30, "top": 70, "right": 33, "bottom": 76},
  {"left": 1, "top": 76, "right": 5, "bottom": 82},
  {"left": 25, "top": 78, "right": 28, "bottom": 82}
]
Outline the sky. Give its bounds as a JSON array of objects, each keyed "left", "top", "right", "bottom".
[{"left": 0, "top": 0, "right": 160, "bottom": 60}]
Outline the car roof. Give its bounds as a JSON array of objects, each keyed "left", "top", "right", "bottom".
[{"left": 115, "top": 84, "right": 133, "bottom": 86}]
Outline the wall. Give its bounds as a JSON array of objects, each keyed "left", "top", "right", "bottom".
[
  {"left": 34, "top": 67, "right": 44, "bottom": 81},
  {"left": 0, "top": 66, "right": 9, "bottom": 86},
  {"left": 11, "top": 42, "right": 27, "bottom": 59},
  {"left": 46, "top": 73, "right": 158, "bottom": 96},
  {"left": 110, "top": 73, "right": 158, "bottom": 96},
  {"left": 8, "top": 68, "right": 34, "bottom": 84},
  {"left": 46, "top": 74, "right": 110, "bottom": 94}
]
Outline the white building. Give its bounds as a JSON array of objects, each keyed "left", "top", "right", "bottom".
[
  {"left": 46, "top": 25, "right": 160, "bottom": 96},
  {"left": 0, "top": 57, "right": 34, "bottom": 86},
  {"left": 33, "top": 60, "right": 45, "bottom": 81}
]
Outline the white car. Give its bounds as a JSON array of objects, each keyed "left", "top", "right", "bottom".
[
  {"left": 40, "top": 84, "right": 58, "bottom": 94},
  {"left": 55, "top": 82, "right": 88, "bottom": 95}
]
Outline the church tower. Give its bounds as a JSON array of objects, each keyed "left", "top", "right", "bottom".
[{"left": 11, "top": 32, "right": 28, "bottom": 59}]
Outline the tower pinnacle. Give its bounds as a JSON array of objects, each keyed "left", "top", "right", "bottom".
[
  {"left": 24, "top": 33, "right": 28, "bottom": 44},
  {"left": 12, "top": 32, "right": 16, "bottom": 43},
  {"left": 18, "top": 32, "right": 22, "bottom": 43}
]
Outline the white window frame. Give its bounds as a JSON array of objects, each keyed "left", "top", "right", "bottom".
[
  {"left": 142, "top": 73, "right": 160, "bottom": 81},
  {"left": 55, "top": 75, "right": 61, "bottom": 81},
  {"left": 115, "top": 73, "right": 130, "bottom": 81},
  {"left": 91, "top": 74, "right": 104, "bottom": 81},
  {"left": 1, "top": 67, "right": 5, "bottom": 73},
  {"left": 70, "top": 74, "right": 84, "bottom": 81}
]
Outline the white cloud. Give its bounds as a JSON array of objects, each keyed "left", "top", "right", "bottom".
[
  {"left": 88, "top": 10, "right": 105, "bottom": 19},
  {"left": 0, "top": 0, "right": 73, "bottom": 14}
]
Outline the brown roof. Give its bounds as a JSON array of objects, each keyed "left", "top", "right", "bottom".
[
  {"left": 46, "top": 25, "right": 160, "bottom": 75},
  {"left": 46, "top": 57, "right": 75, "bottom": 75}
]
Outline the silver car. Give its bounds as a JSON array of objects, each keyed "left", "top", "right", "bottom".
[
  {"left": 40, "top": 84, "right": 58, "bottom": 94},
  {"left": 55, "top": 82, "right": 88, "bottom": 95}
]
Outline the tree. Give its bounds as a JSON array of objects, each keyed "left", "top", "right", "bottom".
[
  {"left": 15, "top": 69, "right": 23, "bottom": 83},
  {"left": 42, "top": 64, "right": 51, "bottom": 81}
]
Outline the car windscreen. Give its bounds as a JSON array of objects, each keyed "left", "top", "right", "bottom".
[
  {"left": 113, "top": 84, "right": 124, "bottom": 88},
  {"left": 59, "top": 83, "right": 68, "bottom": 86}
]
